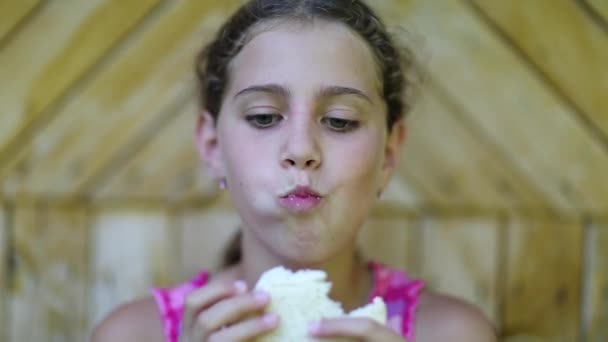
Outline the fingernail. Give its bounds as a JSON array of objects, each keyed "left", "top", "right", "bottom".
[
  {"left": 254, "top": 291, "right": 269, "bottom": 304},
  {"left": 263, "top": 313, "right": 278, "bottom": 327},
  {"left": 233, "top": 280, "right": 247, "bottom": 294},
  {"left": 308, "top": 321, "right": 321, "bottom": 335}
]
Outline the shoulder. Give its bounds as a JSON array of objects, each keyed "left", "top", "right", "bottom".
[
  {"left": 91, "top": 296, "right": 165, "bottom": 342},
  {"left": 415, "top": 292, "right": 497, "bottom": 342}
]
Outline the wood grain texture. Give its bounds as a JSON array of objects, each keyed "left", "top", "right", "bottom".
[
  {"left": 400, "top": 88, "right": 549, "bottom": 211},
  {"left": 374, "top": 176, "right": 422, "bottom": 211},
  {"left": 419, "top": 217, "right": 499, "bottom": 324},
  {"left": 471, "top": 0, "right": 608, "bottom": 142},
  {"left": 0, "top": 0, "right": 232, "bottom": 198},
  {"left": 0, "top": 204, "right": 8, "bottom": 342},
  {"left": 587, "top": 0, "right": 608, "bottom": 23},
  {"left": 0, "top": 0, "right": 40, "bottom": 41},
  {"left": 503, "top": 218, "right": 583, "bottom": 341},
  {"left": 9, "top": 203, "right": 88, "bottom": 342},
  {"left": 0, "top": 0, "right": 161, "bottom": 177},
  {"left": 583, "top": 223, "right": 608, "bottom": 341},
  {"left": 89, "top": 208, "right": 175, "bottom": 330},
  {"left": 178, "top": 197, "right": 241, "bottom": 278},
  {"left": 402, "top": 0, "right": 608, "bottom": 214},
  {"left": 94, "top": 101, "right": 217, "bottom": 201},
  {"left": 358, "top": 214, "right": 420, "bottom": 275}
]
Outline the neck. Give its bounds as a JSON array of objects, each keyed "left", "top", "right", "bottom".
[{"left": 234, "top": 228, "right": 372, "bottom": 312}]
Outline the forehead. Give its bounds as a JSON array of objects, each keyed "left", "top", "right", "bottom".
[{"left": 227, "top": 19, "right": 382, "bottom": 98}]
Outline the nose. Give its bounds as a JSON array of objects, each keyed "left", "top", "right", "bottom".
[{"left": 280, "top": 121, "right": 322, "bottom": 170}]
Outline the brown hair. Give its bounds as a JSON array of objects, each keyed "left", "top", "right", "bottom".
[{"left": 194, "top": 0, "right": 416, "bottom": 268}]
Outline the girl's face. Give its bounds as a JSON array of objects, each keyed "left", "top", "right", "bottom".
[{"left": 197, "top": 20, "right": 404, "bottom": 265}]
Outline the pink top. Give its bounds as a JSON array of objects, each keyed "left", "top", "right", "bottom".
[{"left": 152, "top": 261, "right": 425, "bottom": 341}]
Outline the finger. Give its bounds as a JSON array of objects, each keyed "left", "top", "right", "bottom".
[
  {"left": 182, "top": 280, "right": 247, "bottom": 332},
  {"left": 196, "top": 290, "right": 270, "bottom": 332},
  {"left": 309, "top": 317, "right": 400, "bottom": 340},
  {"left": 208, "top": 314, "right": 279, "bottom": 342}
]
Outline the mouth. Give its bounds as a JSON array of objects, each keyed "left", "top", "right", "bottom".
[
  {"left": 281, "top": 185, "right": 322, "bottom": 198},
  {"left": 278, "top": 186, "right": 323, "bottom": 213}
]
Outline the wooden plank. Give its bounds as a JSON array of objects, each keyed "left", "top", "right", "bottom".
[
  {"left": 503, "top": 218, "right": 583, "bottom": 341},
  {"left": 9, "top": 203, "right": 89, "bottom": 342},
  {"left": 471, "top": 0, "right": 608, "bottom": 141},
  {"left": 583, "top": 223, "right": 608, "bottom": 341},
  {"left": 358, "top": 214, "right": 419, "bottom": 274},
  {"left": 0, "top": 203, "right": 8, "bottom": 342},
  {"left": 89, "top": 208, "right": 176, "bottom": 330},
  {"left": 0, "top": 0, "right": 40, "bottom": 41},
  {"left": 375, "top": 176, "right": 423, "bottom": 210},
  {"left": 94, "top": 101, "right": 215, "bottom": 201},
  {"left": 0, "top": 0, "right": 162, "bottom": 176},
  {"left": 588, "top": 0, "right": 608, "bottom": 23},
  {"left": 418, "top": 217, "right": 499, "bottom": 324},
  {"left": 1, "top": 1, "right": 238, "bottom": 199},
  {"left": 400, "top": 88, "right": 550, "bottom": 211},
  {"left": 178, "top": 199, "right": 241, "bottom": 278},
  {"left": 403, "top": 0, "right": 608, "bottom": 214}
]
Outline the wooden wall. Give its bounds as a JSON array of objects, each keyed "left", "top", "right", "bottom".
[
  {"left": 1, "top": 0, "right": 606, "bottom": 341},
  {"left": 0, "top": 199, "right": 604, "bottom": 341}
]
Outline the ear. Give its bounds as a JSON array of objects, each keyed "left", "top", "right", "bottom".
[
  {"left": 380, "top": 118, "right": 407, "bottom": 188},
  {"left": 195, "top": 111, "right": 224, "bottom": 179}
]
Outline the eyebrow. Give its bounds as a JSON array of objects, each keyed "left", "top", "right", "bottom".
[
  {"left": 234, "top": 84, "right": 291, "bottom": 99},
  {"left": 316, "top": 85, "right": 373, "bottom": 104},
  {"left": 234, "top": 83, "right": 373, "bottom": 104}
]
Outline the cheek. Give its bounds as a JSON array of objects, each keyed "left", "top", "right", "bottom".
[
  {"left": 218, "top": 128, "right": 280, "bottom": 210},
  {"left": 219, "top": 120, "right": 271, "bottom": 176},
  {"left": 328, "top": 134, "right": 384, "bottom": 188}
]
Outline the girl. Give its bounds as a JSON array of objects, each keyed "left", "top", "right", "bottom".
[{"left": 93, "top": 0, "right": 496, "bottom": 341}]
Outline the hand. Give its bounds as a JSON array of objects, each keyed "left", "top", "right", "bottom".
[
  {"left": 308, "top": 316, "right": 407, "bottom": 342},
  {"left": 179, "top": 280, "right": 279, "bottom": 341}
]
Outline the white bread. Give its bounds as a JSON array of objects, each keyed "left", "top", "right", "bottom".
[{"left": 254, "top": 266, "right": 387, "bottom": 341}]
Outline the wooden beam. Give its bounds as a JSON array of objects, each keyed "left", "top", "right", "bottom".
[
  {"left": 419, "top": 216, "right": 500, "bottom": 325},
  {"left": 470, "top": 0, "right": 608, "bottom": 147},
  {"left": 402, "top": 0, "right": 608, "bottom": 215},
  {"left": 88, "top": 207, "right": 176, "bottom": 331},
  {"left": 0, "top": 0, "right": 164, "bottom": 180},
  {"left": 0, "top": 0, "right": 41, "bottom": 45},
  {"left": 8, "top": 203, "right": 89, "bottom": 341},
  {"left": 375, "top": 176, "right": 424, "bottom": 211},
  {"left": 1, "top": 1, "right": 240, "bottom": 200},
  {"left": 585, "top": 0, "right": 608, "bottom": 31},
  {"left": 502, "top": 217, "right": 583, "bottom": 341},
  {"left": 178, "top": 203, "right": 241, "bottom": 278},
  {"left": 93, "top": 100, "right": 209, "bottom": 200},
  {"left": 401, "top": 87, "right": 552, "bottom": 212},
  {"left": 582, "top": 222, "right": 608, "bottom": 341},
  {"left": 358, "top": 215, "right": 421, "bottom": 276},
  {"left": 0, "top": 203, "right": 8, "bottom": 342}
]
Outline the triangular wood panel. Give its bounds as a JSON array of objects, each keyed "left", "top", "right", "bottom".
[{"left": 0, "top": 0, "right": 606, "bottom": 218}]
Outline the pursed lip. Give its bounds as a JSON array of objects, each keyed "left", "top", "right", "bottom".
[
  {"left": 278, "top": 185, "right": 323, "bottom": 213},
  {"left": 280, "top": 185, "right": 322, "bottom": 198}
]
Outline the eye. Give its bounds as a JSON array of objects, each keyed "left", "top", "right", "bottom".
[
  {"left": 245, "top": 114, "right": 283, "bottom": 128},
  {"left": 321, "top": 117, "right": 359, "bottom": 132}
]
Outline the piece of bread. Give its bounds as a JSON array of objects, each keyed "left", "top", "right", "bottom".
[{"left": 254, "top": 266, "right": 387, "bottom": 341}]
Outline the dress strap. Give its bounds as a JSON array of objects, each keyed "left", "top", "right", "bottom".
[
  {"left": 152, "top": 271, "right": 209, "bottom": 342},
  {"left": 368, "top": 261, "right": 425, "bottom": 341}
]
